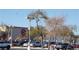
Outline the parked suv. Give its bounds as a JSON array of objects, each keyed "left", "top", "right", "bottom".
[{"left": 0, "top": 40, "right": 11, "bottom": 50}]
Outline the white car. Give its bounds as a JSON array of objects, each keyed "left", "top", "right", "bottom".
[
  {"left": 23, "top": 43, "right": 28, "bottom": 47},
  {"left": 23, "top": 43, "right": 33, "bottom": 47}
]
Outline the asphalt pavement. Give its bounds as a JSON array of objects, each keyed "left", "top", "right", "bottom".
[
  {"left": 10, "top": 47, "right": 48, "bottom": 50},
  {"left": 11, "top": 47, "right": 28, "bottom": 50}
]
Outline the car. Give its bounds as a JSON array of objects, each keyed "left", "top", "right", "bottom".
[
  {"left": 61, "top": 43, "right": 74, "bottom": 50},
  {"left": 73, "top": 44, "right": 79, "bottom": 48},
  {"left": 43, "top": 41, "right": 48, "bottom": 48},
  {"left": 55, "top": 42, "right": 63, "bottom": 50},
  {"left": 30, "top": 43, "right": 33, "bottom": 47},
  {"left": 23, "top": 42, "right": 34, "bottom": 47},
  {"left": 12, "top": 39, "right": 29, "bottom": 46},
  {"left": 48, "top": 42, "right": 57, "bottom": 49},
  {"left": 33, "top": 41, "right": 42, "bottom": 47},
  {"left": 12, "top": 40, "right": 20, "bottom": 46},
  {"left": 0, "top": 40, "right": 11, "bottom": 50},
  {"left": 50, "top": 42, "right": 56, "bottom": 44},
  {"left": 23, "top": 43, "right": 28, "bottom": 47},
  {"left": 21, "top": 39, "right": 29, "bottom": 43}
]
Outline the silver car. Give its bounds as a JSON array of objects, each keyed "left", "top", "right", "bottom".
[{"left": 0, "top": 40, "right": 11, "bottom": 50}]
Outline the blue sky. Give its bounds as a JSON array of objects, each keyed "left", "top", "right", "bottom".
[{"left": 0, "top": 9, "right": 79, "bottom": 34}]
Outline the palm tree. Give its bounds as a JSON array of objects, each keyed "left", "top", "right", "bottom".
[
  {"left": 29, "top": 9, "right": 48, "bottom": 29},
  {"left": 32, "top": 10, "right": 48, "bottom": 48},
  {"left": 27, "top": 9, "right": 48, "bottom": 49}
]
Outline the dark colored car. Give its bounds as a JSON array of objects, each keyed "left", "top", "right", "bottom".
[
  {"left": 55, "top": 42, "right": 63, "bottom": 50},
  {"left": 50, "top": 42, "right": 56, "bottom": 44},
  {"left": 0, "top": 40, "right": 11, "bottom": 50},
  {"left": 52, "top": 42, "right": 74, "bottom": 50},
  {"left": 12, "top": 40, "right": 20, "bottom": 46},
  {"left": 19, "top": 39, "right": 29, "bottom": 46},
  {"left": 12, "top": 39, "right": 28, "bottom": 46},
  {"left": 61, "top": 43, "right": 74, "bottom": 50},
  {"left": 43, "top": 41, "right": 48, "bottom": 48},
  {"left": 33, "top": 41, "right": 42, "bottom": 47}
]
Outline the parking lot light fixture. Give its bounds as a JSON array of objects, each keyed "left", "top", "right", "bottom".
[
  {"left": 27, "top": 20, "right": 31, "bottom": 50},
  {"left": 26, "top": 15, "right": 34, "bottom": 50},
  {"left": 10, "top": 26, "right": 13, "bottom": 47}
]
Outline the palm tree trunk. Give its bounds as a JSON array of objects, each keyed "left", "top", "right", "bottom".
[{"left": 41, "top": 35, "right": 43, "bottom": 49}]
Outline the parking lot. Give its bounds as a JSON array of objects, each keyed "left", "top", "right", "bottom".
[{"left": 0, "top": 38, "right": 77, "bottom": 50}]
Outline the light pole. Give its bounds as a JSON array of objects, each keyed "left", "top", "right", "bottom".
[
  {"left": 26, "top": 16, "right": 33, "bottom": 50},
  {"left": 26, "top": 12, "right": 35, "bottom": 50},
  {"left": 28, "top": 19, "right": 31, "bottom": 50},
  {"left": 10, "top": 26, "right": 13, "bottom": 47}
]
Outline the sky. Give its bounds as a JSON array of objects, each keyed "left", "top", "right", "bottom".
[{"left": 0, "top": 9, "right": 79, "bottom": 34}]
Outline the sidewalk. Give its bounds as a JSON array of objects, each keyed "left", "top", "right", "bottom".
[
  {"left": 30, "top": 47, "right": 48, "bottom": 50},
  {"left": 11, "top": 46, "right": 48, "bottom": 50},
  {"left": 11, "top": 46, "right": 28, "bottom": 50}
]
